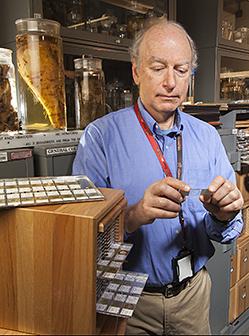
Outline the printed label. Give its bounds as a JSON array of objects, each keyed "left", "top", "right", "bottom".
[
  {"left": 46, "top": 146, "right": 78, "bottom": 156},
  {"left": 120, "top": 308, "right": 133, "bottom": 317},
  {"left": 21, "top": 193, "right": 33, "bottom": 198},
  {"left": 10, "top": 149, "right": 32, "bottom": 160},
  {"left": 19, "top": 187, "right": 32, "bottom": 192},
  {"left": 0, "top": 152, "right": 8, "bottom": 162}
]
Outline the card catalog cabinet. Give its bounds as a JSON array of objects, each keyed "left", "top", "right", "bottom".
[{"left": 0, "top": 188, "right": 128, "bottom": 335}]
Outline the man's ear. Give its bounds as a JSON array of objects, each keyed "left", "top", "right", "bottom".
[{"left": 132, "top": 61, "right": 140, "bottom": 86}]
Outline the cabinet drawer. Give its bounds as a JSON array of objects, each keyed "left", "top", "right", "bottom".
[
  {"left": 237, "top": 237, "right": 249, "bottom": 280},
  {"left": 230, "top": 254, "right": 238, "bottom": 288},
  {"left": 229, "top": 273, "right": 249, "bottom": 322},
  {"left": 238, "top": 276, "right": 249, "bottom": 317}
]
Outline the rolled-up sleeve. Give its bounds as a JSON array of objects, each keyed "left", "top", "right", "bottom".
[
  {"left": 204, "top": 130, "right": 244, "bottom": 243},
  {"left": 204, "top": 211, "right": 243, "bottom": 243}
]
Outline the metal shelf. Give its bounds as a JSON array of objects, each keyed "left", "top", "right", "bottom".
[
  {"left": 100, "top": 0, "right": 153, "bottom": 14},
  {"left": 220, "top": 70, "right": 249, "bottom": 79}
]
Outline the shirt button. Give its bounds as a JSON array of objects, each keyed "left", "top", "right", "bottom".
[
  {"left": 176, "top": 230, "right": 179, "bottom": 234},
  {"left": 165, "top": 146, "right": 168, "bottom": 149}
]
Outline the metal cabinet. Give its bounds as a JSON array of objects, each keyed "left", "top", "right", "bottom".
[{"left": 207, "top": 242, "right": 232, "bottom": 335}]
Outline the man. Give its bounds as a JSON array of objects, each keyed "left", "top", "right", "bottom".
[{"left": 73, "top": 18, "right": 244, "bottom": 335}]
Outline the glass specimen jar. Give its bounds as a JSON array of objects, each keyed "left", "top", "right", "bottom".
[
  {"left": 15, "top": 18, "right": 67, "bottom": 132},
  {"left": 0, "top": 48, "right": 19, "bottom": 131},
  {"left": 74, "top": 57, "right": 105, "bottom": 129}
]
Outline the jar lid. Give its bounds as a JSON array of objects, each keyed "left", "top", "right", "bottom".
[
  {"left": 82, "top": 57, "right": 102, "bottom": 71},
  {"left": 74, "top": 57, "right": 103, "bottom": 70},
  {"left": 74, "top": 58, "right": 83, "bottom": 70},
  {"left": 15, "top": 18, "right": 61, "bottom": 36}
]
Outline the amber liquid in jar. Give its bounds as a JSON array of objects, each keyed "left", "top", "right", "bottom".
[
  {"left": 16, "top": 32, "right": 66, "bottom": 132},
  {"left": 75, "top": 58, "right": 105, "bottom": 129}
]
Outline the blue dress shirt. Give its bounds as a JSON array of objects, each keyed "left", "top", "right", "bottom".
[{"left": 73, "top": 99, "right": 243, "bottom": 286}]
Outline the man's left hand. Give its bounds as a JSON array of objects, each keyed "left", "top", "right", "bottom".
[{"left": 199, "top": 176, "right": 244, "bottom": 222}]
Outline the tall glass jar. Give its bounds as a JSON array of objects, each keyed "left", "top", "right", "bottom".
[
  {"left": 15, "top": 18, "right": 67, "bottom": 132},
  {"left": 0, "top": 48, "right": 19, "bottom": 131},
  {"left": 74, "top": 57, "right": 105, "bottom": 129}
]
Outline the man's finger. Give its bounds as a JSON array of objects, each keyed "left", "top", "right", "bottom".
[
  {"left": 208, "top": 176, "right": 226, "bottom": 193},
  {"left": 163, "top": 176, "right": 190, "bottom": 192}
]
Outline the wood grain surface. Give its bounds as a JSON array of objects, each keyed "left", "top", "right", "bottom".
[{"left": 0, "top": 188, "right": 126, "bottom": 335}]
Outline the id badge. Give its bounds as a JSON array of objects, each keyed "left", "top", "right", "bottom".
[{"left": 172, "top": 250, "right": 194, "bottom": 283}]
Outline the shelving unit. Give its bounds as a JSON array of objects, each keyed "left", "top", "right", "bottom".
[
  {"left": 176, "top": 3, "right": 249, "bottom": 327},
  {"left": 177, "top": 0, "right": 249, "bottom": 103},
  {"left": 99, "top": 0, "right": 154, "bottom": 14},
  {"left": 0, "top": 0, "right": 175, "bottom": 128},
  {"left": 1, "top": 1, "right": 249, "bottom": 334},
  {"left": 217, "top": 106, "right": 249, "bottom": 334}
]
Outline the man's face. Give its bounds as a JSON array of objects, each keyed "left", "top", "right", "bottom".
[{"left": 132, "top": 25, "right": 192, "bottom": 120}]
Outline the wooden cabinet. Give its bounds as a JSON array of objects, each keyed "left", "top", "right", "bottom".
[
  {"left": 237, "top": 274, "right": 249, "bottom": 317},
  {"left": 238, "top": 236, "right": 249, "bottom": 280},
  {"left": 230, "top": 254, "right": 238, "bottom": 288},
  {"left": 0, "top": 188, "right": 127, "bottom": 335},
  {"left": 229, "top": 234, "right": 249, "bottom": 322}
]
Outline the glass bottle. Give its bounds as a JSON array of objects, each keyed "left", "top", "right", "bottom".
[
  {"left": 121, "top": 89, "right": 133, "bottom": 108},
  {"left": 66, "top": 0, "right": 84, "bottom": 27},
  {"left": 15, "top": 18, "right": 67, "bottom": 132},
  {"left": 187, "top": 72, "right": 195, "bottom": 104},
  {"left": 74, "top": 57, "right": 105, "bottom": 129},
  {"left": 0, "top": 48, "right": 19, "bottom": 131},
  {"left": 106, "top": 79, "right": 122, "bottom": 111}
]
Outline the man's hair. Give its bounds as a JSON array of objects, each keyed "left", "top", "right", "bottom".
[{"left": 129, "top": 16, "right": 198, "bottom": 71}]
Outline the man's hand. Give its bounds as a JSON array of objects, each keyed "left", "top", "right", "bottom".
[
  {"left": 125, "top": 177, "right": 190, "bottom": 233},
  {"left": 199, "top": 176, "right": 244, "bottom": 222}
]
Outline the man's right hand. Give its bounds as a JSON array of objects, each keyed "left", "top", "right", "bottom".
[{"left": 125, "top": 177, "right": 190, "bottom": 233}]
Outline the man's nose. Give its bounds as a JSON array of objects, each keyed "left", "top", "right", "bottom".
[{"left": 162, "top": 68, "right": 176, "bottom": 90}]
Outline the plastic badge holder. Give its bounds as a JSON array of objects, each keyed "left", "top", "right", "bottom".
[{"left": 0, "top": 175, "right": 104, "bottom": 208}]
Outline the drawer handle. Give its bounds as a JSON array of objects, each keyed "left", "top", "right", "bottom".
[
  {"left": 243, "top": 256, "right": 248, "bottom": 263},
  {"left": 242, "top": 293, "right": 247, "bottom": 299}
]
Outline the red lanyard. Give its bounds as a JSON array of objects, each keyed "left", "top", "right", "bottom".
[
  {"left": 134, "top": 102, "right": 182, "bottom": 179},
  {"left": 134, "top": 101, "right": 187, "bottom": 248}
]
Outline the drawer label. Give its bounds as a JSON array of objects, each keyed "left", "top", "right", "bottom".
[
  {"left": 46, "top": 146, "right": 78, "bottom": 156},
  {"left": 0, "top": 152, "right": 8, "bottom": 162},
  {"left": 10, "top": 149, "right": 32, "bottom": 160}
]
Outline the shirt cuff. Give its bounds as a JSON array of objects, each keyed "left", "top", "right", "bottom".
[{"left": 204, "top": 211, "right": 244, "bottom": 243}]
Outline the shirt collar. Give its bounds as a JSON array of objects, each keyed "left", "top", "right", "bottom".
[{"left": 137, "top": 97, "right": 183, "bottom": 136}]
